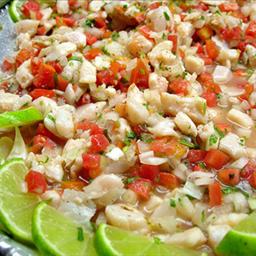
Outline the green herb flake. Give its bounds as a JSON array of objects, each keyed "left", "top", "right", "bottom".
[
  {"left": 83, "top": 19, "right": 94, "bottom": 28},
  {"left": 209, "top": 134, "right": 218, "bottom": 146},
  {"left": 140, "top": 133, "right": 154, "bottom": 143},
  {"left": 214, "top": 126, "right": 225, "bottom": 139},
  {"left": 47, "top": 114, "right": 56, "bottom": 123},
  {"left": 123, "top": 177, "right": 136, "bottom": 185},
  {"left": 68, "top": 56, "right": 83, "bottom": 62},
  {"left": 163, "top": 11, "right": 170, "bottom": 21},
  {"left": 77, "top": 227, "right": 84, "bottom": 241},
  {"left": 180, "top": 138, "right": 196, "bottom": 149},
  {"left": 170, "top": 199, "right": 176, "bottom": 208},
  {"left": 124, "top": 131, "right": 137, "bottom": 146},
  {"left": 200, "top": 210, "right": 206, "bottom": 223},
  {"left": 102, "top": 46, "right": 110, "bottom": 56},
  {"left": 111, "top": 31, "right": 120, "bottom": 41}
]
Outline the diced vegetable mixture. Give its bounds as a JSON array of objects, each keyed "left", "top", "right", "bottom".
[{"left": 2, "top": 0, "right": 256, "bottom": 255}]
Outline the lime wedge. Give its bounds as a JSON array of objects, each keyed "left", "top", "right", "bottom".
[
  {"left": 216, "top": 212, "right": 256, "bottom": 256},
  {"left": 0, "top": 137, "right": 13, "bottom": 163},
  {"left": 8, "top": 0, "right": 25, "bottom": 22},
  {"left": 0, "top": 159, "right": 40, "bottom": 243},
  {"left": 0, "top": 107, "right": 43, "bottom": 129},
  {"left": 95, "top": 224, "right": 205, "bottom": 256},
  {"left": 32, "top": 202, "right": 96, "bottom": 256}
]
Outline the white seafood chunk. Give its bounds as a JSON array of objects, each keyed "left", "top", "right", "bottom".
[
  {"left": 174, "top": 112, "right": 197, "bottom": 137},
  {"left": 15, "top": 60, "right": 34, "bottom": 89},
  {"left": 79, "top": 59, "right": 97, "bottom": 84}
]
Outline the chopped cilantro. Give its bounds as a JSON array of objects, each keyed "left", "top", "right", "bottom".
[
  {"left": 123, "top": 177, "right": 136, "bottom": 185},
  {"left": 68, "top": 56, "right": 83, "bottom": 62},
  {"left": 140, "top": 133, "right": 154, "bottom": 143},
  {"left": 180, "top": 138, "right": 196, "bottom": 149},
  {"left": 239, "top": 137, "right": 245, "bottom": 146},
  {"left": 200, "top": 210, "right": 206, "bottom": 223},
  {"left": 77, "top": 227, "right": 84, "bottom": 241},
  {"left": 124, "top": 131, "right": 137, "bottom": 146},
  {"left": 83, "top": 19, "right": 94, "bottom": 27},
  {"left": 102, "top": 46, "right": 110, "bottom": 56},
  {"left": 170, "top": 199, "right": 176, "bottom": 208},
  {"left": 209, "top": 134, "right": 218, "bottom": 146},
  {"left": 214, "top": 126, "right": 225, "bottom": 139},
  {"left": 111, "top": 31, "right": 120, "bottom": 41},
  {"left": 47, "top": 114, "right": 56, "bottom": 123},
  {"left": 163, "top": 11, "right": 170, "bottom": 21}
]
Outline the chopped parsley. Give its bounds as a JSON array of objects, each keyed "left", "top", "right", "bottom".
[
  {"left": 208, "top": 134, "right": 218, "bottom": 146},
  {"left": 124, "top": 131, "right": 137, "bottom": 146},
  {"left": 47, "top": 113, "right": 56, "bottom": 123},
  {"left": 123, "top": 177, "right": 136, "bottom": 185},
  {"left": 77, "top": 227, "right": 84, "bottom": 241},
  {"left": 68, "top": 56, "right": 83, "bottom": 62},
  {"left": 102, "top": 46, "right": 110, "bottom": 56},
  {"left": 83, "top": 19, "right": 94, "bottom": 28}
]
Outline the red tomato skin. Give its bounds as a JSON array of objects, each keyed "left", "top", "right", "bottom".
[
  {"left": 204, "top": 149, "right": 230, "bottom": 170},
  {"left": 187, "top": 150, "right": 207, "bottom": 163},
  {"left": 29, "top": 89, "right": 55, "bottom": 100},
  {"left": 219, "top": 3, "right": 239, "bottom": 12},
  {"left": 202, "top": 91, "right": 217, "bottom": 107},
  {"left": 16, "top": 49, "right": 32, "bottom": 67},
  {"left": 85, "top": 32, "right": 98, "bottom": 45},
  {"left": 82, "top": 153, "right": 100, "bottom": 169},
  {"left": 138, "top": 165, "right": 160, "bottom": 183},
  {"left": 246, "top": 21, "right": 256, "bottom": 37},
  {"left": 128, "top": 178, "right": 152, "bottom": 201},
  {"left": 217, "top": 169, "right": 240, "bottom": 186},
  {"left": 97, "top": 70, "right": 115, "bottom": 86},
  {"left": 158, "top": 172, "right": 179, "bottom": 189},
  {"left": 22, "top": 0, "right": 40, "bottom": 17},
  {"left": 241, "top": 160, "right": 256, "bottom": 179},
  {"left": 205, "top": 40, "right": 219, "bottom": 60},
  {"left": 25, "top": 170, "right": 47, "bottom": 194},
  {"left": 168, "top": 35, "right": 177, "bottom": 52},
  {"left": 76, "top": 121, "right": 103, "bottom": 135},
  {"left": 209, "top": 182, "right": 222, "bottom": 207},
  {"left": 220, "top": 26, "right": 242, "bottom": 41},
  {"left": 1, "top": 59, "right": 15, "bottom": 72},
  {"left": 89, "top": 134, "right": 109, "bottom": 153},
  {"left": 249, "top": 172, "right": 256, "bottom": 189},
  {"left": 169, "top": 78, "right": 189, "bottom": 95},
  {"left": 84, "top": 48, "right": 101, "bottom": 60},
  {"left": 130, "top": 59, "right": 149, "bottom": 89},
  {"left": 33, "top": 63, "right": 56, "bottom": 89}
]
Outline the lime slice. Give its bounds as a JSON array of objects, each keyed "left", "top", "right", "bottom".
[
  {"left": 0, "top": 107, "right": 43, "bottom": 129},
  {"left": 216, "top": 212, "right": 256, "bottom": 256},
  {"left": 0, "top": 158, "right": 40, "bottom": 243},
  {"left": 95, "top": 224, "right": 205, "bottom": 256},
  {"left": 0, "top": 136, "right": 13, "bottom": 163},
  {"left": 8, "top": 0, "right": 25, "bottom": 22},
  {"left": 32, "top": 202, "right": 96, "bottom": 256}
]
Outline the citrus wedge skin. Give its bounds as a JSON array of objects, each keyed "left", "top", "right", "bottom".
[
  {"left": 0, "top": 107, "right": 43, "bottom": 129},
  {"left": 216, "top": 212, "right": 256, "bottom": 256},
  {"left": 32, "top": 202, "right": 96, "bottom": 256},
  {"left": 95, "top": 224, "right": 206, "bottom": 256},
  {"left": 0, "top": 158, "right": 40, "bottom": 243},
  {"left": 8, "top": 0, "right": 24, "bottom": 22}
]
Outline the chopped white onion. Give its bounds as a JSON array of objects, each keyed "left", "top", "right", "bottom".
[
  {"left": 188, "top": 171, "right": 215, "bottom": 186},
  {"left": 139, "top": 151, "right": 168, "bottom": 165},
  {"left": 228, "top": 157, "right": 249, "bottom": 169},
  {"left": 106, "top": 147, "right": 124, "bottom": 161},
  {"left": 182, "top": 181, "right": 204, "bottom": 200},
  {"left": 213, "top": 65, "right": 232, "bottom": 84}
]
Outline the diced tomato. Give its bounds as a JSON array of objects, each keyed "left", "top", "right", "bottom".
[
  {"left": 82, "top": 153, "right": 100, "bottom": 169},
  {"left": 195, "top": 42, "right": 204, "bottom": 54},
  {"left": 138, "top": 164, "right": 160, "bottom": 183},
  {"left": 37, "top": 26, "right": 46, "bottom": 35},
  {"left": 97, "top": 70, "right": 115, "bottom": 86},
  {"left": 218, "top": 168, "right": 240, "bottom": 186},
  {"left": 33, "top": 63, "right": 56, "bottom": 89},
  {"left": 168, "top": 34, "right": 178, "bottom": 52},
  {"left": 56, "top": 16, "right": 76, "bottom": 27},
  {"left": 249, "top": 172, "right": 256, "bottom": 189},
  {"left": 56, "top": 75, "right": 69, "bottom": 91},
  {"left": 205, "top": 40, "right": 219, "bottom": 60},
  {"left": 84, "top": 48, "right": 102, "bottom": 60},
  {"left": 239, "top": 83, "right": 253, "bottom": 101},
  {"left": 89, "top": 134, "right": 109, "bottom": 153},
  {"left": 61, "top": 180, "right": 87, "bottom": 190},
  {"left": 158, "top": 172, "right": 179, "bottom": 189},
  {"left": 30, "top": 134, "right": 47, "bottom": 153},
  {"left": 149, "top": 2, "right": 161, "bottom": 10},
  {"left": 197, "top": 26, "right": 213, "bottom": 41},
  {"left": 30, "top": 89, "right": 55, "bottom": 100},
  {"left": 204, "top": 149, "right": 230, "bottom": 170},
  {"left": 246, "top": 21, "right": 256, "bottom": 37},
  {"left": 219, "top": 3, "right": 239, "bottom": 12},
  {"left": 241, "top": 160, "right": 256, "bottom": 179},
  {"left": 202, "top": 91, "right": 217, "bottom": 107},
  {"left": 215, "top": 123, "right": 232, "bottom": 134},
  {"left": 110, "top": 61, "right": 126, "bottom": 74},
  {"left": 1, "top": 59, "right": 15, "bottom": 72},
  {"left": 25, "top": 170, "right": 47, "bottom": 194},
  {"left": 198, "top": 72, "right": 221, "bottom": 94},
  {"left": 169, "top": 78, "right": 189, "bottom": 96},
  {"left": 187, "top": 150, "right": 207, "bottom": 163},
  {"left": 77, "top": 93, "right": 91, "bottom": 106},
  {"left": 130, "top": 59, "right": 149, "bottom": 89},
  {"left": 76, "top": 121, "right": 103, "bottom": 135},
  {"left": 22, "top": 0, "right": 40, "bottom": 17},
  {"left": 30, "top": 57, "right": 43, "bottom": 75},
  {"left": 220, "top": 26, "right": 242, "bottom": 41},
  {"left": 68, "top": 0, "right": 78, "bottom": 8},
  {"left": 138, "top": 25, "right": 153, "bottom": 40},
  {"left": 200, "top": 55, "right": 213, "bottom": 65},
  {"left": 194, "top": 2, "right": 209, "bottom": 11},
  {"left": 94, "top": 17, "right": 107, "bottom": 28},
  {"left": 16, "top": 49, "right": 33, "bottom": 67},
  {"left": 209, "top": 182, "right": 222, "bottom": 207},
  {"left": 48, "top": 61, "right": 63, "bottom": 74},
  {"left": 128, "top": 178, "right": 152, "bottom": 200},
  {"left": 85, "top": 32, "right": 98, "bottom": 45}
]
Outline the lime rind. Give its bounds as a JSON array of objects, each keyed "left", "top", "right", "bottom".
[
  {"left": 32, "top": 202, "right": 91, "bottom": 256},
  {"left": 8, "top": 0, "right": 24, "bottom": 23},
  {"left": 0, "top": 158, "right": 40, "bottom": 243},
  {"left": 0, "top": 107, "right": 43, "bottom": 129}
]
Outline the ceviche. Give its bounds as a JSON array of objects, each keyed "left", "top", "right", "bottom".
[{"left": 1, "top": 0, "right": 256, "bottom": 255}]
